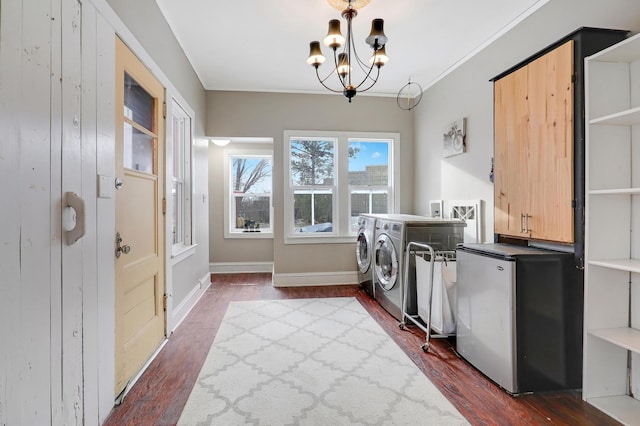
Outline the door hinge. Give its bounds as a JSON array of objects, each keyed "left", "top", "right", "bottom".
[
  {"left": 162, "top": 102, "right": 167, "bottom": 118},
  {"left": 163, "top": 294, "right": 168, "bottom": 311},
  {"left": 162, "top": 197, "right": 166, "bottom": 214}
]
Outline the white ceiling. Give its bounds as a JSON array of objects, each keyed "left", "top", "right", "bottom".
[{"left": 155, "top": 0, "right": 549, "bottom": 97}]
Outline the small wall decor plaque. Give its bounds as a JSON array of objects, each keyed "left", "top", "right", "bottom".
[{"left": 443, "top": 117, "right": 466, "bottom": 158}]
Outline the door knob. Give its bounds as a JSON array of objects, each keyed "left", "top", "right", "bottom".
[{"left": 115, "top": 232, "right": 131, "bottom": 258}]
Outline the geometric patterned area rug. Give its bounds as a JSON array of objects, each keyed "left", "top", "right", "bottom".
[{"left": 178, "top": 297, "right": 469, "bottom": 425}]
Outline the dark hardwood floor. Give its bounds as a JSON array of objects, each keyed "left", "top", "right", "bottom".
[{"left": 103, "top": 273, "right": 620, "bottom": 426}]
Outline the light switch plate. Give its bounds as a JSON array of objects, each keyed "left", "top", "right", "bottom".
[{"left": 98, "top": 175, "right": 114, "bottom": 199}]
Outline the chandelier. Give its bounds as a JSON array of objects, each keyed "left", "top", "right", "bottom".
[{"left": 306, "top": 0, "right": 389, "bottom": 102}]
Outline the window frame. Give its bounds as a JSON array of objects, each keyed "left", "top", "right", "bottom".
[
  {"left": 223, "top": 147, "right": 274, "bottom": 239},
  {"left": 284, "top": 130, "right": 400, "bottom": 244},
  {"left": 169, "top": 99, "right": 195, "bottom": 260}
]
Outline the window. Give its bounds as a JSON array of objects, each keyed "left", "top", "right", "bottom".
[
  {"left": 348, "top": 139, "right": 390, "bottom": 233},
  {"left": 291, "top": 138, "right": 336, "bottom": 233},
  {"left": 224, "top": 148, "right": 273, "bottom": 238},
  {"left": 284, "top": 130, "right": 399, "bottom": 243},
  {"left": 170, "top": 100, "right": 193, "bottom": 254}
]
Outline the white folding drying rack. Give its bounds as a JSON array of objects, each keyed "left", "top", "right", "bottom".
[{"left": 400, "top": 241, "right": 456, "bottom": 352}]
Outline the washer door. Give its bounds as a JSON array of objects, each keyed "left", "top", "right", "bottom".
[
  {"left": 356, "top": 230, "right": 371, "bottom": 274},
  {"left": 374, "top": 234, "right": 399, "bottom": 291}
]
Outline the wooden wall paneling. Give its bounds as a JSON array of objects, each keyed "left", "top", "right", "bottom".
[
  {"left": 81, "top": 2, "right": 100, "bottom": 423},
  {"left": 0, "top": 0, "right": 47, "bottom": 423},
  {"left": 95, "top": 11, "right": 117, "bottom": 424},
  {"left": 0, "top": 1, "right": 20, "bottom": 422},
  {"left": 60, "top": 0, "right": 85, "bottom": 423},
  {"left": 50, "top": 0, "right": 64, "bottom": 423},
  {"left": 24, "top": 1, "right": 58, "bottom": 423}
]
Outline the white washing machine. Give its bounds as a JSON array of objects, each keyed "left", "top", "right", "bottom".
[
  {"left": 373, "top": 214, "right": 466, "bottom": 321},
  {"left": 356, "top": 214, "right": 379, "bottom": 297}
]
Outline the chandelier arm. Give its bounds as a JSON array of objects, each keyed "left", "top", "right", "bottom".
[
  {"left": 354, "top": 65, "right": 380, "bottom": 92},
  {"left": 315, "top": 66, "right": 344, "bottom": 94}
]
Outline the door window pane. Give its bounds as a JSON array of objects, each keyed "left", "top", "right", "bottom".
[
  {"left": 123, "top": 122, "right": 154, "bottom": 173},
  {"left": 124, "top": 72, "right": 153, "bottom": 132}
]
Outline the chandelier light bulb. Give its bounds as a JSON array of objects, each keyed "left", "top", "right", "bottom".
[
  {"left": 370, "top": 45, "right": 389, "bottom": 67},
  {"left": 337, "top": 53, "right": 350, "bottom": 78}
]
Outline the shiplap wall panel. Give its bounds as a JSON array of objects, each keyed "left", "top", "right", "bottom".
[
  {"left": 60, "top": 0, "right": 85, "bottom": 423},
  {"left": 0, "top": 0, "right": 57, "bottom": 423},
  {"left": 0, "top": 0, "right": 24, "bottom": 423},
  {"left": 95, "top": 11, "right": 117, "bottom": 422},
  {"left": 81, "top": 2, "right": 100, "bottom": 423}
]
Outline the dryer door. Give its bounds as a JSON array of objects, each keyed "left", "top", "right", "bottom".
[
  {"left": 356, "top": 229, "right": 371, "bottom": 274},
  {"left": 374, "top": 234, "right": 399, "bottom": 291}
]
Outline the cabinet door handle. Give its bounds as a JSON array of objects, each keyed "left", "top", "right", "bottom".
[
  {"left": 524, "top": 213, "right": 530, "bottom": 233},
  {"left": 520, "top": 213, "right": 526, "bottom": 233}
]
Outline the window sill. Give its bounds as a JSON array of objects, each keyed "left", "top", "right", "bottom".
[
  {"left": 224, "top": 231, "right": 274, "bottom": 240},
  {"left": 171, "top": 243, "right": 197, "bottom": 264},
  {"left": 284, "top": 235, "right": 357, "bottom": 245}
]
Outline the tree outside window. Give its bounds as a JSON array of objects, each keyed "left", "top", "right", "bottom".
[
  {"left": 290, "top": 139, "right": 335, "bottom": 233},
  {"left": 284, "top": 131, "right": 397, "bottom": 243},
  {"left": 230, "top": 155, "right": 272, "bottom": 233}
]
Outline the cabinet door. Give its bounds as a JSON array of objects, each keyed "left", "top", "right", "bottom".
[
  {"left": 494, "top": 65, "right": 529, "bottom": 238},
  {"left": 494, "top": 41, "right": 574, "bottom": 243},
  {"left": 526, "top": 41, "right": 574, "bottom": 243}
]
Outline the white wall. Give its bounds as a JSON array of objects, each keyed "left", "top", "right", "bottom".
[
  {"left": 414, "top": 0, "right": 640, "bottom": 243},
  {"left": 206, "top": 91, "right": 414, "bottom": 279}
]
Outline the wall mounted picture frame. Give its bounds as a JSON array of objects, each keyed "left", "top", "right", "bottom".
[{"left": 443, "top": 117, "right": 466, "bottom": 158}]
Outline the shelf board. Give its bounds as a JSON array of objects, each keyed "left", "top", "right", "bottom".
[
  {"left": 587, "top": 395, "right": 640, "bottom": 425},
  {"left": 589, "top": 33, "right": 640, "bottom": 63},
  {"left": 589, "top": 188, "right": 640, "bottom": 195},
  {"left": 589, "top": 327, "right": 640, "bottom": 353},
  {"left": 589, "top": 258, "right": 640, "bottom": 273},
  {"left": 590, "top": 106, "right": 640, "bottom": 126}
]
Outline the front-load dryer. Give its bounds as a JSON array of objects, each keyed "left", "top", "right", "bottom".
[
  {"left": 373, "top": 218, "right": 407, "bottom": 321},
  {"left": 373, "top": 215, "right": 466, "bottom": 321},
  {"left": 356, "top": 215, "right": 377, "bottom": 297}
]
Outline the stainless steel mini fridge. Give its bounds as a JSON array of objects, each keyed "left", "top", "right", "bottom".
[{"left": 456, "top": 243, "right": 582, "bottom": 394}]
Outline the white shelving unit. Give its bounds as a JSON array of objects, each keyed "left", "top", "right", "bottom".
[{"left": 584, "top": 32, "right": 640, "bottom": 425}]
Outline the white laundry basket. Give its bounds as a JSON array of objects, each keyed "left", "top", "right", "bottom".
[{"left": 415, "top": 255, "right": 457, "bottom": 335}]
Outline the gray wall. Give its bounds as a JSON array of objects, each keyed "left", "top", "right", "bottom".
[
  {"left": 106, "top": 0, "right": 210, "bottom": 306},
  {"left": 207, "top": 91, "right": 413, "bottom": 274},
  {"left": 414, "top": 0, "right": 640, "bottom": 242}
]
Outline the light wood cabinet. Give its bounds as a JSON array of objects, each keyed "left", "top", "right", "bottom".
[
  {"left": 584, "top": 32, "right": 640, "bottom": 425},
  {"left": 494, "top": 41, "right": 575, "bottom": 243}
]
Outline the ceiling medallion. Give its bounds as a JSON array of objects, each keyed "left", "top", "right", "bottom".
[
  {"left": 307, "top": 0, "right": 388, "bottom": 102},
  {"left": 326, "top": 0, "right": 370, "bottom": 11}
]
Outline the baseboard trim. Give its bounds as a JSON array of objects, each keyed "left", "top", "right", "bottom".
[
  {"left": 170, "top": 273, "right": 211, "bottom": 333},
  {"left": 210, "top": 262, "right": 274, "bottom": 274},
  {"left": 273, "top": 271, "right": 358, "bottom": 287}
]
